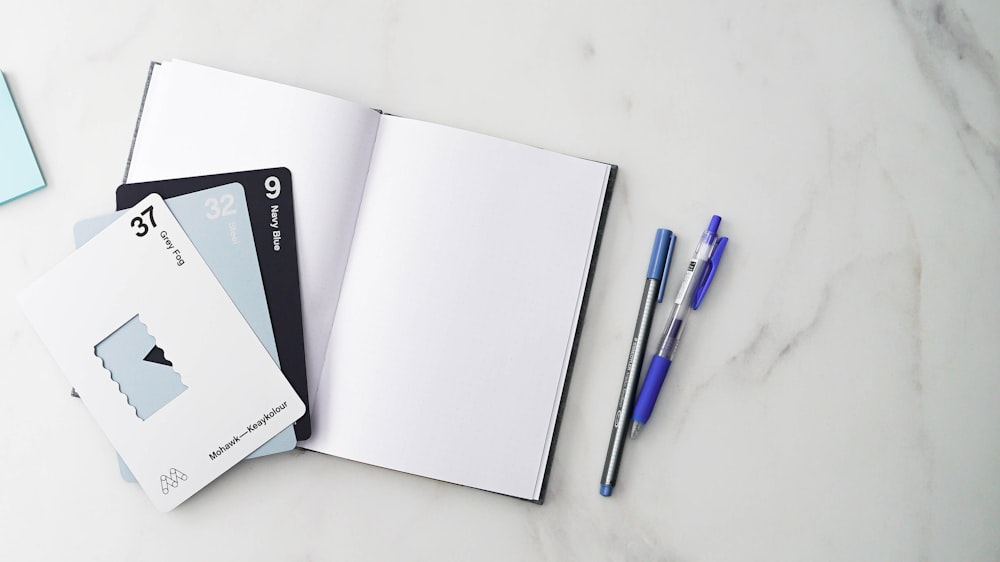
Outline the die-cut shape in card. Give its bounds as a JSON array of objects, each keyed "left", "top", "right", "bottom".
[
  {"left": 19, "top": 194, "right": 305, "bottom": 511},
  {"left": 75, "top": 183, "right": 296, "bottom": 482},
  {"left": 94, "top": 316, "right": 187, "bottom": 421}
]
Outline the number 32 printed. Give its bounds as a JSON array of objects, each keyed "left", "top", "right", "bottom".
[{"left": 204, "top": 194, "right": 236, "bottom": 219}]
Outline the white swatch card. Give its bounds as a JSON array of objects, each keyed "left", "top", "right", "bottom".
[{"left": 18, "top": 194, "right": 305, "bottom": 511}]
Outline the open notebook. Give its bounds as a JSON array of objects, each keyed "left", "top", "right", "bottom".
[{"left": 125, "top": 60, "right": 615, "bottom": 501}]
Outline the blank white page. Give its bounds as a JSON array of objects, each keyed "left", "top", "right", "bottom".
[
  {"left": 126, "top": 61, "right": 382, "bottom": 407},
  {"left": 303, "top": 115, "right": 610, "bottom": 499}
]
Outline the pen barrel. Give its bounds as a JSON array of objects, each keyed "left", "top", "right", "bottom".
[
  {"left": 655, "top": 314, "right": 687, "bottom": 360},
  {"left": 632, "top": 355, "right": 672, "bottom": 424},
  {"left": 601, "top": 278, "right": 659, "bottom": 490},
  {"left": 652, "top": 249, "right": 708, "bottom": 357}
]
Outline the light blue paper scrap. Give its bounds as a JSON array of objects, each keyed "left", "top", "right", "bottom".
[{"left": 0, "top": 70, "right": 45, "bottom": 205}]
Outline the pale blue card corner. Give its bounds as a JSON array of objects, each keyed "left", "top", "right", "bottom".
[
  {"left": 75, "top": 183, "right": 296, "bottom": 482},
  {"left": 0, "top": 70, "right": 45, "bottom": 205}
]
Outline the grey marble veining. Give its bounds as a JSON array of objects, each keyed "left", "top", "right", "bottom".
[{"left": 1, "top": 0, "right": 997, "bottom": 560}]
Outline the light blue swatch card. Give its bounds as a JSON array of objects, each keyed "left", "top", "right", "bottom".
[
  {"left": 0, "top": 70, "right": 44, "bottom": 204},
  {"left": 75, "top": 183, "right": 296, "bottom": 481}
]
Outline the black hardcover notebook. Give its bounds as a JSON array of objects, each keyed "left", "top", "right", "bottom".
[{"left": 125, "top": 60, "right": 615, "bottom": 502}]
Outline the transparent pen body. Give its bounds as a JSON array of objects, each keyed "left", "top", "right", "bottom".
[{"left": 653, "top": 228, "right": 717, "bottom": 358}]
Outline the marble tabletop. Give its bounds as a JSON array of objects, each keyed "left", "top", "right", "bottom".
[{"left": 2, "top": 0, "right": 998, "bottom": 560}]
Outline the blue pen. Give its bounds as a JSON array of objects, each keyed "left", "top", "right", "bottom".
[
  {"left": 630, "top": 215, "right": 729, "bottom": 438},
  {"left": 600, "top": 228, "right": 675, "bottom": 497}
]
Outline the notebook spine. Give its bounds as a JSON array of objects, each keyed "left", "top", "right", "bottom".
[{"left": 123, "top": 61, "right": 160, "bottom": 184}]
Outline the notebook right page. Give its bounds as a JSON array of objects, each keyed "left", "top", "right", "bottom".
[{"left": 303, "top": 115, "right": 610, "bottom": 499}]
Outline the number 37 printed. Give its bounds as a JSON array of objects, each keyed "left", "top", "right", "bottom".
[{"left": 131, "top": 205, "right": 157, "bottom": 237}]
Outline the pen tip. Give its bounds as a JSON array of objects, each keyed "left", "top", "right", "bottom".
[
  {"left": 600, "top": 484, "right": 613, "bottom": 497},
  {"left": 630, "top": 422, "right": 642, "bottom": 439}
]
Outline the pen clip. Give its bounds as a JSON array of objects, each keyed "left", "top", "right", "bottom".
[
  {"left": 657, "top": 232, "right": 676, "bottom": 302},
  {"left": 691, "top": 237, "right": 728, "bottom": 310}
]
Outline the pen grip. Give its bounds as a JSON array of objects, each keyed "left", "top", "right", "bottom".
[{"left": 632, "top": 355, "right": 672, "bottom": 425}]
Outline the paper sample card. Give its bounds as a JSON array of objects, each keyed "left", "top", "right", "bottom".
[
  {"left": 20, "top": 194, "right": 305, "bottom": 511},
  {"left": 0, "top": 70, "right": 45, "bottom": 204},
  {"left": 75, "top": 183, "right": 297, "bottom": 481},
  {"left": 117, "top": 168, "right": 311, "bottom": 440}
]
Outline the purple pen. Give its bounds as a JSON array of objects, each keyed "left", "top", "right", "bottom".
[{"left": 630, "top": 215, "right": 728, "bottom": 438}]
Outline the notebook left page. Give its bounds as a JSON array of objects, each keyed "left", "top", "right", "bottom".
[{"left": 126, "top": 61, "right": 382, "bottom": 411}]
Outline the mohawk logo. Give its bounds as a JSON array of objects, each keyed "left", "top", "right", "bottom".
[{"left": 159, "top": 468, "right": 188, "bottom": 495}]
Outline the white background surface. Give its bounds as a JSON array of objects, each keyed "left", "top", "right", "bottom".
[{"left": 1, "top": 1, "right": 998, "bottom": 560}]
